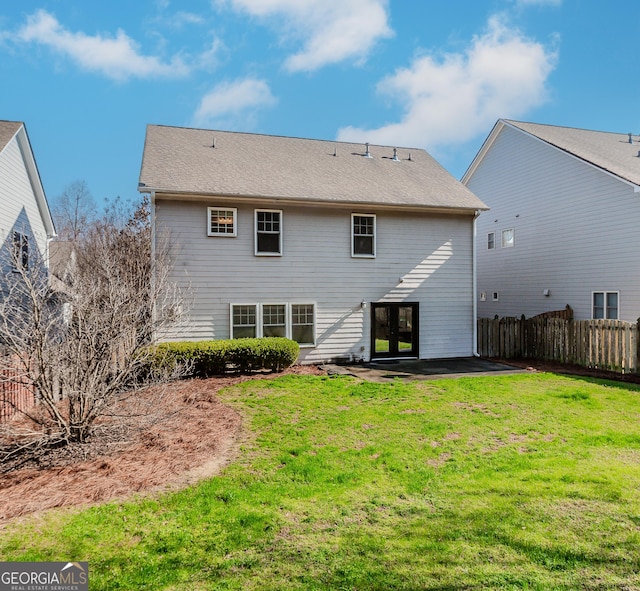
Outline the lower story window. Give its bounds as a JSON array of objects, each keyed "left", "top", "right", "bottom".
[
  {"left": 263, "top": 304, "right": 286, "bottom": 337},
  {"left": 231, "top": 303, "right": 315, "bottom": 345},
  {"left": 292, "top": 304, "right": 315, "bottom": 346},
  {"left": 232, "top": 305, "right": 257, "bottom": 338},
  {"left": 593, "top": 292, "right": 618, "bottom": 320}
]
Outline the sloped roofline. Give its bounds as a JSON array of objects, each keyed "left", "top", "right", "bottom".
[
  {"left": 0, "top": 121, "right": 57, "bottom": 237},
  {"left": 138, "top": 124, "right": 488, "bottom": 212},
  {"left": 462, "top": 119, "right": 640, "bottom": 193}
]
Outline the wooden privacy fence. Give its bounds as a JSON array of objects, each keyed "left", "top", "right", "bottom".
[{"left": 477, "top": 316, "right": 640, "bottom": 374}]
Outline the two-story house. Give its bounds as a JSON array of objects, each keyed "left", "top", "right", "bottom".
[
  {"left": 0, "top": 120, "right": 56, "bottom": 277},
  {"left": 464, "top": 119, "right": 640, "bottom": 322},
  {"left": 138, "top": 125, "right": 487, "bottom": 364}
]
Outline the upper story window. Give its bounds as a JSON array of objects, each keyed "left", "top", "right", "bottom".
[
  {"left": 255, "top": 210, "right": 282, "bottom": 256},
  {"left": 487, "top": 232, "right": 495, "bottom": 250},
  {"left": 12, "top": 232, "right": 28, "bottom": 270},
  {"left": 352, "top": 214, "right": 376, "bottom": 257},
  {"left": 501, "top": 228, "right": 514, "bottom": 248},
  {"left": 593, "top": 292, "right": 619, "bottom": 320},
  {"left": 208, "top": 207, "right": 237, "bottom": 236}
]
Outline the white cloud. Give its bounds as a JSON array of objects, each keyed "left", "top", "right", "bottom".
[
  {"left": 12, "top": 10, "right": 189, "bottom": 81},
  {"left": 193, "top": 77, "right": 277, "bottom": 127},
  {"left": 218, "top": 0, "right": 393, "bottom": 72},
  {"left": 337, "top": 16, "right": 557, "bottom": 149}
]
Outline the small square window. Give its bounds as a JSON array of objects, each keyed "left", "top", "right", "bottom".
[
  {"left": 487, "top": 232, "right": 495, "bottom": 250},
  {"left": 501, "top": 228, "right": 514, "bottom": 248},
  {"left": 208, "top": 207, "right": 237, "bottom": 236},
  {"left": 492, "top": 292, "right": 500, "bottom": 302},
  {"left": 352, "top": 214, "right": 376, "bottom": 257},
  {"left": 255, "top": 210, "right": 282, "bottom": 255}
]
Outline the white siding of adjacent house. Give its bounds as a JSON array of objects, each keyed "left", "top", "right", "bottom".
[
  {"left": 470, "top": 125, "right": 640, "bottom": 322},
  {"left": 0, "top": 132, "right": 50, "bottom": 269},
  {"left": 156, "top": 198, "right": 475, "bottom": 363}
]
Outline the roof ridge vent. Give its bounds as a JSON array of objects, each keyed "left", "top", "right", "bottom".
[{"left": 364, "top": 142, "right": 373, "bottom": 158}]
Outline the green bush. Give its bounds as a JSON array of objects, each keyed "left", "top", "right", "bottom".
[{"left": 152, "top": 337, "right": 300, "bottom": 377}]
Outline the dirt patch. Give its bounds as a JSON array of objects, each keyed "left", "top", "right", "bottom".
[{"left": 0, "top": 365, "right": 325, "bottom": 525}]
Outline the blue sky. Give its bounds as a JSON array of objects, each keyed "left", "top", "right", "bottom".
[{"left": 1, "top": 0, "right": 638, "bottom": 211}]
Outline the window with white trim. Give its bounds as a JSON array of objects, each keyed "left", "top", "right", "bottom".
[
  {"left": 352, "top": 214, "right": 376, "bottom": 257},
  {"left": 262, "top": 304, "right": 286, "bottom": 337},
  {"left": 230, "top": 303, "right": 315, "bottom": 346},
  {"left": 291, "top": 304, "right": 315, "bottom": 346},
  {"left": 501, "top": 228, "right": 514, "bottom": 248},
  {"left": 232, "top": 305, "right": 257, "bottom": 338},
  {"left": 487, "top": 232, "right": 495, "bottom": 250},
  {"left": 593, "top": 292, "right": 618, "bottom": 320},
  {"left": 255, "top": 210, "right": 282, "bottom": 255},
  {"left": 12, "top": 232, "right": 28, "bottom": 270},
  {"left": 208, "top": 207, "right": 237, "bottom": 236}
]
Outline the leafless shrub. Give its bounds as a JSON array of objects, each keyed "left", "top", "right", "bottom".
[{"left": 0, "top": 196, "right": 187, "bottom": 449}]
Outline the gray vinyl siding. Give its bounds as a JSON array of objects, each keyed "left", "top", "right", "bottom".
[
  {"left": 0, "top": 135, "right": 49, "bottom": 272},
  {"left": 156, "top": 198, "right": 475, "bottom": 363},
  {"left": 470, "top": 125, "right": 640, "bottom": 322}
]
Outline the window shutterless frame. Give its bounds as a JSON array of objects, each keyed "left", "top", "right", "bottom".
[
  {"left": 487, "top": 232, "right": 495, "bottom": 250},
  {"left": 351, "top": 213, "right": 376, "bottom": 257},
  {"left": 207, "top": 207, "right": 237, "bottom": 237},
  {"left": 230, "top": 303, "right": 316, "bottom": 346},
  {"left": 592, "top": 291, "right": 619, "bottom": 320},
  {"left": 255, "top": 209, "right": 283, "bottom": 256},
  {"left": 501, "top": 228, "right": 514, "bottom": 248}
]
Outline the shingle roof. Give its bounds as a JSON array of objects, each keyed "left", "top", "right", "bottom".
[
  {"left": 504, "top": 120, "right": 640, "bottom": 188},
  {"left": 139, "top": 125, "right": 486, "bottom": 211},
  {"left": 0, "top": 120, "right": 22, "bottom": 153}
]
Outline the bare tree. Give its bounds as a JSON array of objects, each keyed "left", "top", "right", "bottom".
[
  {"left": 0, "top": 197, "right": 185, "bottom": 449},
  {"left": 52, "top": 180, "right": 97, "bottom": 241}
]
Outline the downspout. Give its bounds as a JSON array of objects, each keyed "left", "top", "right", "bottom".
[{"left": 473, "top": 209, "right": 480, "bottom": 357}]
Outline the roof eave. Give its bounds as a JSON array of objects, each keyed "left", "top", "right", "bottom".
[
  {"left": 16, "top": 125, "right": 57, "bottom": 238},
  {"left": 141, "top": 187, "right": 487, "bottom": 215}
]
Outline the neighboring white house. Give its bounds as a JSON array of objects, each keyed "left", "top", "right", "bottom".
[
  {"left": 463, "top": 119, "right": 640, "bottom": 322},
  {"left": 0, "top": 120, "right": 56, "bottom": 276},
  {"left": 139, "top": 125, "right": 487, "bottom": 364}
]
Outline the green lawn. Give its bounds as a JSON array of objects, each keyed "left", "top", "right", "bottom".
[{"left": 2, "top": 373, "right": 640, "bottom": 590}]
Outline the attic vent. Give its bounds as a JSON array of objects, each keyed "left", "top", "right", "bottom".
[
  {"left": 629, "top": 133, "right": 633, "bottom": 144},
  {"left": 364, "top": 142, "right": 373, "bottom": 159},
  {"left": 392, "top": 148, "right": 400, "bottom": 162},
  {"left": 212, "top": 136, "right": 216, "bottom": 148},
  {"left": 408, "top": 152, "right": 413, "bottom": 162}
]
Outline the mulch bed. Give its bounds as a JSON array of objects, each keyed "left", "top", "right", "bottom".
[{"left": 0, "top": 365, "right": 324, "bottom": 525}]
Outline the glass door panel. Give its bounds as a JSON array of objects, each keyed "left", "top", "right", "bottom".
[
  {"left": 371, "top": 303, "right": 418, "bottom": 358},
  {"left": 374, "top": 306, "right": 391, "bottom": 354}
]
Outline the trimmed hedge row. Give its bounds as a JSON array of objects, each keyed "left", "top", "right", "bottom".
[{"left": 153, "top": 337, "right": 300, "bottom": 376}]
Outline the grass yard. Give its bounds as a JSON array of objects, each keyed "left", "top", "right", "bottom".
[{"left": 2, "top": 373, "right": 640, "bottom": 590}]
